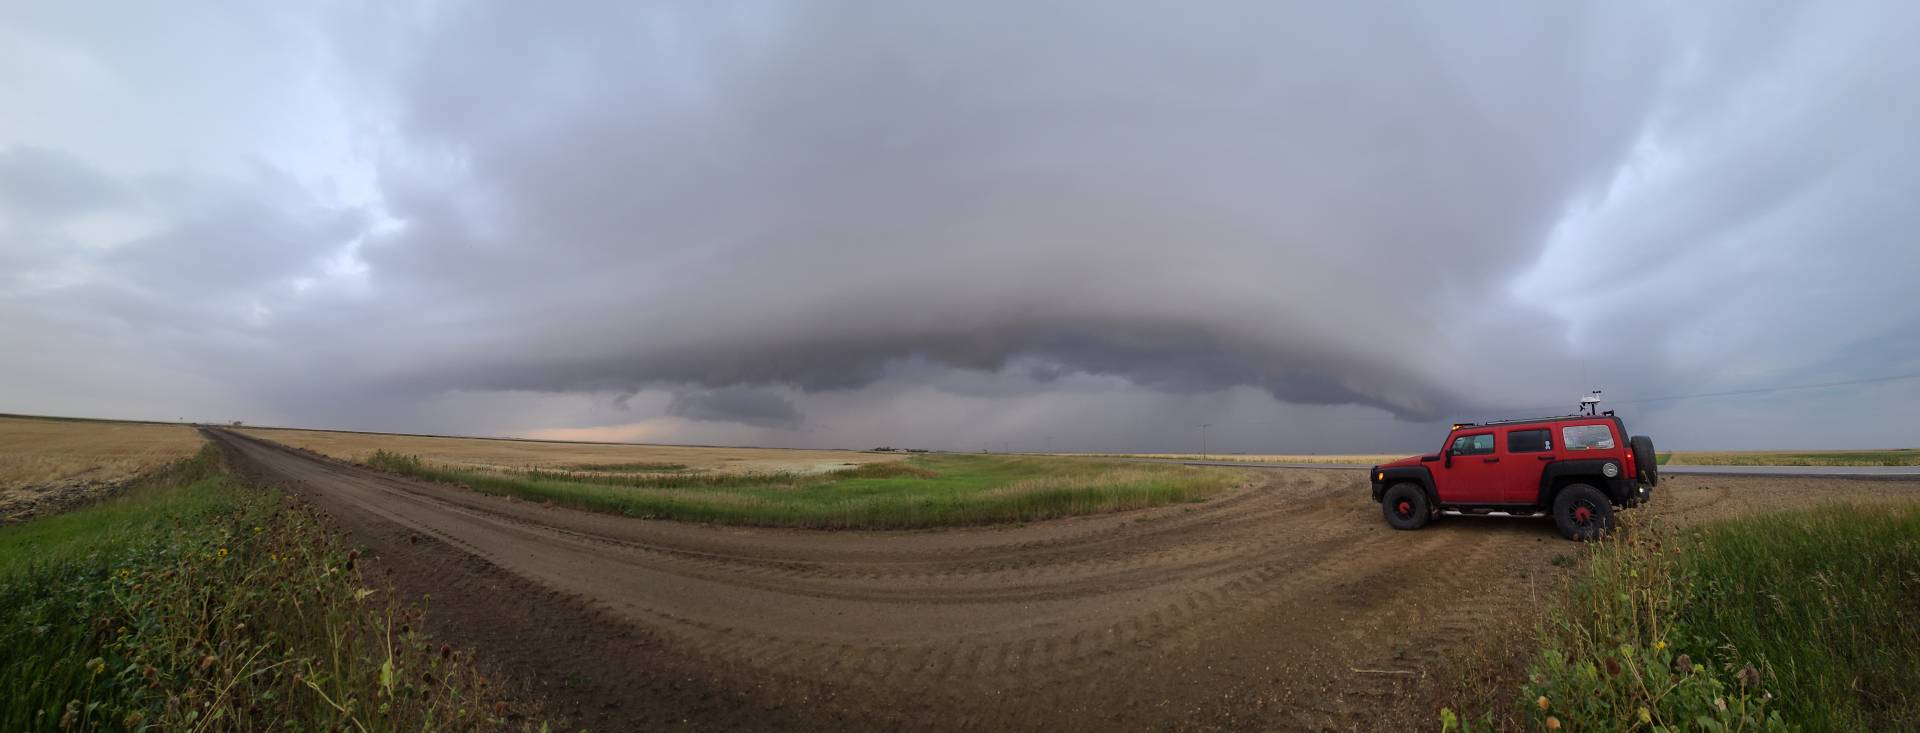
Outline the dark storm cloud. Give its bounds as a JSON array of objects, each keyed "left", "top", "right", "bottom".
[
  {"left": 666, "top": 387, "right": 802, "bottom": 429},
  {"left": 352, "top": 3, "right": 1692, "bottom": 421},
  {"left": 4, "top": 1, "right": 1919, "bottom": 448}
]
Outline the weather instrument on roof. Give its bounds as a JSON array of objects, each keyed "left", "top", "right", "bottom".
[{"left": 1578, "top": 390, "right": 1603, "bottom": 416}]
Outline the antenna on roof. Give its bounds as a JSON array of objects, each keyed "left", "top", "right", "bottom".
[{"left": 1578, "top": 390, "right": 1603, "bottom": 416}]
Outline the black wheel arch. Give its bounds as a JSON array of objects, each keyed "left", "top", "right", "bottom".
[
  {"left": 1374, "top": 466, "right": 1438, "bottom": 507},
  {"left": 1537, "top": 460, "right": 1630, "bottom": 506}
]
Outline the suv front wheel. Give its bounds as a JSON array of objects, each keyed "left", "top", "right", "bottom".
[
  {"left": 1381, "top": 483, "right": 1431, "bottom": 530},
  {"left": 1551, "top": 484, "right": 1614, "bottom": 540}
]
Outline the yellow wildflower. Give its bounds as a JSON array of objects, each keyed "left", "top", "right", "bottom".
[
  {"left": 1536, "top": 696, "right": 1550, "bottom": 711},
  {"left": 1655, "top": 640, "right": 1667, "bottom": 651}
]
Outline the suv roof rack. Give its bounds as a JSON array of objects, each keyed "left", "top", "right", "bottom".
[{"left": 1454, "top": 414, "right": 1616, "bottom": 429}]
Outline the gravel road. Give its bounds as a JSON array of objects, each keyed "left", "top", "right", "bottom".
[{"left": 207, "top": 429, "right": 1920, "bottom": 730}]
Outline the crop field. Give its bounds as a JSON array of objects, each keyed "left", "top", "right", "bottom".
[
  {"left": 235, "top": 425, "right": 904, "bottom": 474},
  {"left": 1073, "top": 452, "right": 1408, "bottom": 464},
  {"left": 0, "top": 415, "right": 204, "bottom": 488},
  {"left": 1665, "top": 448, "right": 1920, "bottom": 466},
  {"left": 0, "top": 415, "right": 204, "bottom": 523}
]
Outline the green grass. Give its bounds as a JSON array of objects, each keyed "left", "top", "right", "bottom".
[
  {"left": 1680, "top": 506, "right": 1920, "bottom": 729},
  {"left": 1460, "top": 504, "right": 1920, "bottom": 731},
  {"left": 366, "top": 451, "right": 1244, "bottom": 529},
  {"left": 0, "top": 446, "right": 539, "bottom": 731},
  {"left": 1666, "top": 448, "right": 1920, "bottom": 466},
  {"left": 0, "top": 456, "right": 240, "bottom": 577}
]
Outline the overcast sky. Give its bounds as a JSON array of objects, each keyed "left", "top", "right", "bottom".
[{"left": 3, "top": 2, "right": 1917, "bottom": 452}]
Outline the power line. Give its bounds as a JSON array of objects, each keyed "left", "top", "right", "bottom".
[
  {"left": 1504, "top": 371, "right": 1920, "bottom": 415},
  {"left": 1609, "top": 371, "right": 1920, "bottom": 405}
]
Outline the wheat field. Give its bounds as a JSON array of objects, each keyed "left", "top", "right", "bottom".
[
  {"left": 236, "top": 426, "right": 907, "bottom": 474},
  {"left": 0, "top": 415, "right": 204, "bottom": 489}
]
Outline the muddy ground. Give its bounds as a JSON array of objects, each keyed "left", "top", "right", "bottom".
[{"left": 206, "top": 429, "right": 1920, "bottom": 731}]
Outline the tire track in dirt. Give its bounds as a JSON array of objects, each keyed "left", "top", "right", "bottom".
[{"left": 207, "top": 429, "right": 1920, "bottom": 731}]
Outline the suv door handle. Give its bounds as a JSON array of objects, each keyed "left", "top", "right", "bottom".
[
  {"left": 1483, "top": 457, "right": 1500, "bottom": 463},
  {"left": 1537, "top": 455, "right": 1555, "bottom": 461}
]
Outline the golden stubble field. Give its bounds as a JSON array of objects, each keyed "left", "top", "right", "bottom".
[
  {"left": 235, "top": 427, "right": 909, "bottom": 474},
  {"left": 0, "top": 416, "right": 204, "bottom": 489},
  {"left": 0, "top": 415, "right": 204, "bottom": 522}
]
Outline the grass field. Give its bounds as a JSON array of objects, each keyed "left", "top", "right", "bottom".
[
  {"left": 1460, "top": 504, "right": 1920, "bottom": 730},
  {"left": 367, "top": 451, "right": 1246, "bottom": 529},
  {"left": 1090, "top": 448, "right": 1920, "bottom": 467},
  {"left": 1665, "top": 448, "right": 1920, "bottom": 466},
  {"left": 1071, "top": 452, "right": 1407, "bottom": 465},
  {"left": 0, "top": 446, "right": 536, "bottom": 730},
  {"left": 238, "top": 426, "right": 903, "bottom": 474},
  {"left": 0, "top": 415, "right": 202, "bottom": 489}
]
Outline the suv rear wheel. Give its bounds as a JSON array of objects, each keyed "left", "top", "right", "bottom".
[
  {"left": 1381, "top": 483, "right": 1431, "bottom": 530},
  {"left": 1552, "top": 484, "right": 1613, "bottom": 541}
]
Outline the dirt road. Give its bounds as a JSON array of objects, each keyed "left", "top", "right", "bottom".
[{"left": 207, "top": 429, "right": 1920, "bottom": 731}]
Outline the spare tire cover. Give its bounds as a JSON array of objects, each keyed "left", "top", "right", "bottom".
[{"left": 1629, "top": 435, "right": 1658, "bottom": 487}]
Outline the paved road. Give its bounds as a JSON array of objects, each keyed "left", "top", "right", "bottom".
[{"left": 1147, "top": 459, "right": 1920, "bottom": 478}]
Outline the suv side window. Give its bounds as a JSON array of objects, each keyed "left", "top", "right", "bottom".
[
  {"left": 1450, "top": 433, "right": 1495, "bottom": 456},
  {"left": 1508, "top": 428, "right": 1552, "bottom": 453},
  {"left": 1562, "top": 424, "right": 1615, "bottom": 450}
]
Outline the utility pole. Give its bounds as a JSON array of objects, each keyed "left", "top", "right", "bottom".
[{"left": 1198, "top": 423, "right": 1212, "bottom": 459}]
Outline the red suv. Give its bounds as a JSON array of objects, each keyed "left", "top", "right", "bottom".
[{"left": 1369, "top": 415, "right": 1657, "bottom": 539}]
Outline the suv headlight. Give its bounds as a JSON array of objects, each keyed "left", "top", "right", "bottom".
[{"left": 1603, "top": 462, "right": 1619, "bottom": 478}]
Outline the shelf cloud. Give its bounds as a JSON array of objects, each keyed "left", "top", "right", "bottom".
[{"left": 3, "top": 2, "right": 1917, "bottom": 451}]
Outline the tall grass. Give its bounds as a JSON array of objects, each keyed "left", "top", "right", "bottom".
[
  {"left": 0, "top": 446, "right": 541, "bottom": 731},
  {"left": 1455, "top": 504, "right": 1920, "bottom": 730},
  {"left": 365, "top": 451, "right": 1242, "bottom": 529},
  {"left": 1680, "top": 506, "right": 1920, "bottom": 729}
]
